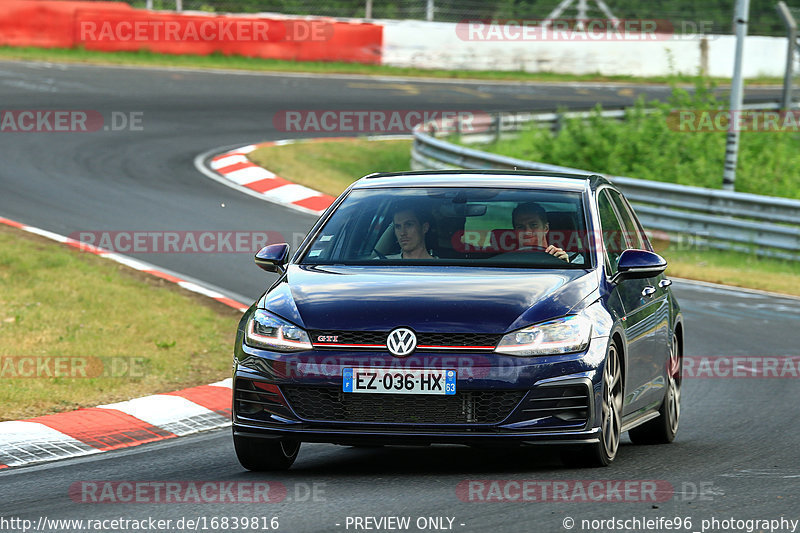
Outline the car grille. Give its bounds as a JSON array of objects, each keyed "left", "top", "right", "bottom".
[
  {"left": 310, "top": 330, "right": 385, "bottom": 345},
  {"left": 418, "top": 333, "right": 502, "bottom": 347},
  {"left": 282, "top": 386, "right": 525, "bottom": 424},
  {"left": 309, "top": 330, "right": 502, "bottom": 350}
]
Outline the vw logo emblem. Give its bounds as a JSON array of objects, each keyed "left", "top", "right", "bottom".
[{"left": 386, "top": 328, "right": 417, "bottom": 357}]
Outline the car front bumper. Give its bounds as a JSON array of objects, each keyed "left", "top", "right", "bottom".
[{"left": 231, "top": 336, "right": 609, "bottom": 445}]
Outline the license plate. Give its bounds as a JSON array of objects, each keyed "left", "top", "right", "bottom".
[{"left": 343, "top": 368, "right": 456, "bottom": 395}]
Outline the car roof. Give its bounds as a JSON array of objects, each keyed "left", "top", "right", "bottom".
[{"left": 351, "top": 170, "right": 610, "bottom": 192}]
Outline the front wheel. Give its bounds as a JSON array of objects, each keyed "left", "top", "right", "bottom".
[
  {"left": 629, "top": 332, "right": 681, "bottom": 444},
  {"left": 562, "top": 341, "right": 622, "bottom": 468},
  {"left": 234, "top": 434, "right": 300, "bottom": 471}
]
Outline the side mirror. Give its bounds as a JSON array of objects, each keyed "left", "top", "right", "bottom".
[
  {"left": 611, "top": 249, "right": 667, "bottom": 283},
  {"left": 254, "top": 243, "right": 290, "bottom": 274}
]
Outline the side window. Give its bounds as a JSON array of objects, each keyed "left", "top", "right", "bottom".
[
  {"left": 619, "top": 193, "right": 653, "bottom": 251},
  {"left": 606, "top": 189, "right": 647, "bottom": 251},
  {"left": 597, "top": 190, "right": 626, "bottom": 273}
]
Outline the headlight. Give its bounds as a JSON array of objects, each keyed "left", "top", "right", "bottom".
[
  {"left": 495, "top": 315, "right": 592, "bottom": 356},
  {"left": 245, "top": 310, "right": 312, "bottom": 352}
]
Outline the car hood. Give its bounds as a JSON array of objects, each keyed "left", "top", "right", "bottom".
[{"left": 262, "top": 265, "right": 598, "bottom": 334}]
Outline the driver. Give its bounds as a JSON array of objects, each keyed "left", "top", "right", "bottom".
[
  {"left": 387, "top": 207, "right": 436, "bottom": 259},
  {"left": 512, "top": 202, "right": 569, "bottom": 262}
]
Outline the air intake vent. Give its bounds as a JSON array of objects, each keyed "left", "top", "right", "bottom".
[
  {"left": 505, "top": 383, "right": 591, "bottom": 430},
  {"left": 234, "top": 378, "right": 294, "bottom": 423},
  {"left": 282, "top": 387, "right": 525, "bottom": 424}
]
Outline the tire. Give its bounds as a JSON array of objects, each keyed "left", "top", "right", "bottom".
[
  {"left": 561, "top": 340, "right": 623, "bottom": 468},
  {"left": 628, "top": 332, "right": 682, "bottom": 445},
  {"left": 233, "top": 434, "right": 300, "bottom": 471}
]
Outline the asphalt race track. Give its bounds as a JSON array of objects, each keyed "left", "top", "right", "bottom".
[{"left": 1, "top": 61, "right": 799, "bottom": 532}]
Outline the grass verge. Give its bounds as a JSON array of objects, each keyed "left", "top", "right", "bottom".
[
  {"left": 247, "top": 138, "right": 412, "bottom": 197},
  {"left": 0, "top": 46, "right": 784, "bottom": 85},
  {"left": 247, "top": 137, "right": 800, "bottom": 296},
  {"left": 0, "top": 224, "right": 241, "bottom": 421},
  {"left": 650, "top": 239, "right": 800, "bottom": 297}
]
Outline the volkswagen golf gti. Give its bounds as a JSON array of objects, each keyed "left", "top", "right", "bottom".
[{"left": 232, "top": 170, "right": 684, "bottom": 470}]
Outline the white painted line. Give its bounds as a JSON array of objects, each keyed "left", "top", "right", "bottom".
[
  {"left": 157, "top": 412, "right": 231, "bottom": 436},
  {"left": 209, "top": 378, "right": 233, "bottom": 388},
  {"left": 0, "top": 421, "right": 100, "bottom": 467},
  {"left": 64, "top": 238, "right": 108, "bottom": 255},
  {"left": 211, "top": 154, "right": 249, "bottom": 169},
  {"left": 99, "top": 253, "right": 153, "bottom": 272},
  {"left": 98, "top": 395, "right": 222, "bottom": 437},
  {"left": 266, "top": 184, "right": 322, "bottom": 203},
  {"left": 22, "top": 226, "right": 68, "bottom": 243},
  {"left": 366, "top": 134, "right": 414, "bottom": 141},
  {"left": 224, "top": 166, "right": 276, "bottom": 185},
  {"left": 177, "top": 280, "right": 225, "bottom": 299}
]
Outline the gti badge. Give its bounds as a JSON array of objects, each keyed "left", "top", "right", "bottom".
[{"left": 386, "top": 327, "right": 417, "bottom": 357}]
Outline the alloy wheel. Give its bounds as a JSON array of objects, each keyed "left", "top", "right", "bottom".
[
  {"left": 665, "top": 333, "right": 681, "bottom": 435},
  {"left": 601, "top": 343, "right": 623, "bottom": 460}
]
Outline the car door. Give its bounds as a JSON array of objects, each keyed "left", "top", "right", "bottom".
[
  {"left": 608, "top": 189, "right": 672, "bottom": 408},
  {"left": 597, "top": 188, "right": 665, "bottom": 416}
]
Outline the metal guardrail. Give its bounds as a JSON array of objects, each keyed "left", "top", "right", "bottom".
[{"left": 411, "top": 105, "right": 800, "bottom": 260}]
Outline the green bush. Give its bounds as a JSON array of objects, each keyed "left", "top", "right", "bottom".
[{"left": 473, "top": 79, "right": 800, "bottom": 199}]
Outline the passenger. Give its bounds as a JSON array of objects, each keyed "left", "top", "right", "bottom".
[
  {"left": 512, "top": 202, "right": 569, "bottom": 262},
  {"left": 387, "top": 207, "right": 435, "bottom": 259}
]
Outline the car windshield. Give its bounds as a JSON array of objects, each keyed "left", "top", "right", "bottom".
[{"left": 300, "top": 187, "right": 592, "bottom": 268}]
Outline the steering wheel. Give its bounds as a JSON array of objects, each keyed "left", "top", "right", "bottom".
[
  {"left": 493, "top": 245, "right": 548, "bottom": 258},
  {"left": 514, "top": 245, "right": 548, "bottom": 253},
  {"left": 494, "top": 245, "right": 568, "bottom": 265}
]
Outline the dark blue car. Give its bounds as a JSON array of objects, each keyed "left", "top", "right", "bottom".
[{"left": 232, "top": 171, "right": 683, "bottom": 469}]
